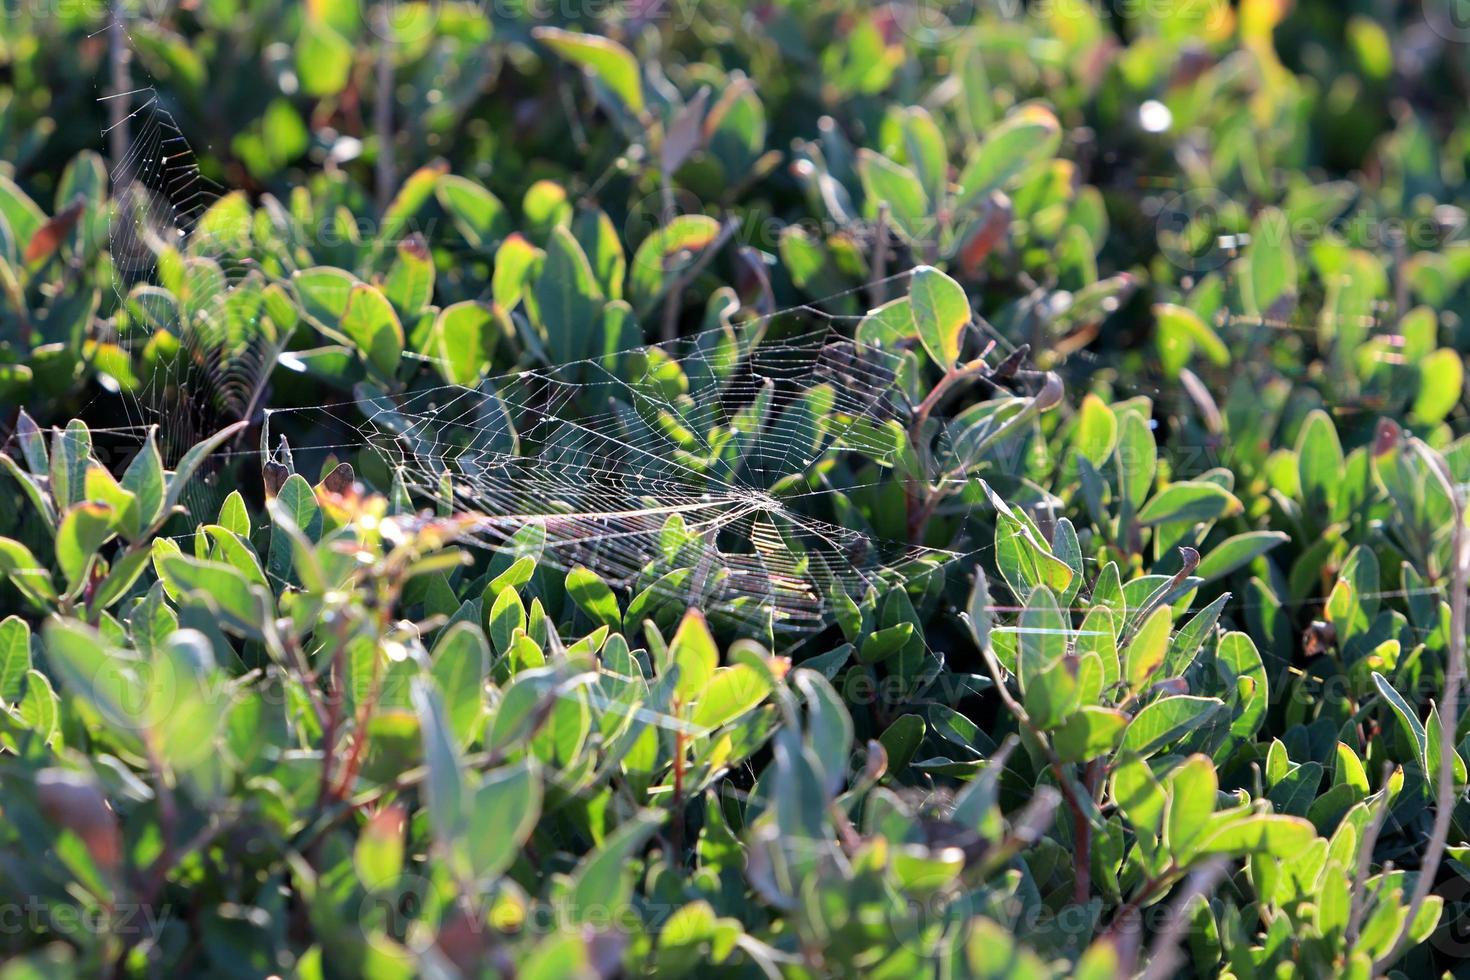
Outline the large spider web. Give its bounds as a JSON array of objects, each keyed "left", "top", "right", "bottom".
[
  {"left": 268, "top": 324, "right": 955, "bottom": 635},
  {"left": 98, "top": 65, "right": 984, "bottom": 640}
]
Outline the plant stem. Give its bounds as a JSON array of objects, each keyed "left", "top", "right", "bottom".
[
  {"left": 1136, "top": 859, "right": 1231, "bottom": 980},
  {"left": 977, "top": 630, "right": 1093, "bottom": 905},
  {"left": 1374, "top": 440, "right": 1467, "bottom": 971},
  {"left": 374, "top": 3, "right": 395, "bottom": 213},
  {"left": 868, "top": 202, "right": 890, "bottom": 307}
]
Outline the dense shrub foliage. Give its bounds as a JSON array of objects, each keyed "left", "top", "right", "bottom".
[{"left": 3, "top": 1, "right": 1470, "bottom": 977}]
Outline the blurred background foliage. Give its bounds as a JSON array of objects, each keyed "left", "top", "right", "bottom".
[{"left": 3, "top": 0, "right": 1470, "bottom": 977}]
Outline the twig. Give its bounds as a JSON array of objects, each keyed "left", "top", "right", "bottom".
[
  {"left": 868, "top": 202, "right": 890, "bottom": 306},
  {"left": 660, "top": 216, "right": 740, "bottom": 342},
  {"left": 107, "top": 1, "right": 131, "bottom": 182},
  {"left": 1136, "top": 859, "right": 1231, "bottom": 980},
  {"left": 976, "top": 625, "right": 1093, "bottom": 905},
  {"left": 373, "top": 3, "right": 396, "bottom": 213},
  {"left": 1346, "top": 763, "right": 1396, "bottom": 945},
  {"left": 1373, "top": 440, "right": 1468, "bottom": 971}
]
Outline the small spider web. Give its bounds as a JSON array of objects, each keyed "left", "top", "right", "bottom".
[{"left": 102, "top": 79, "right": 284, "bottom": 517}]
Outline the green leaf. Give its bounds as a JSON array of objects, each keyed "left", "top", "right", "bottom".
[
  {"left": 1154, "top": 303, "right": 1229, "bottom": 377},
  {"left": 1053, "top": 705, "right": 1128, "bottom": 763},
  {"left": 296, "top": 17, "right": 352, "bottom": 97},
  {"left": 1124, "top": 605, "right": 1172, "bottom": 691},
  {"left": 0, "top": 454, "right": 56, "bottom": 534},
  {"left": 690, "top": 664, "right": 772, "bottom": 731},
  {"left": 1218, "top": 631, "right": 1268, "bottom": 740},
  {"left": 1195, "top": 531, "right": 1289, "bottom": 583},
  {"left": 341, "top": 283, "right": 405, "bottom": 382},
  {"left": 0, "top": 616, "right": 31, "bottom": 704},
  {"left": 857, "top": 622, "right": 916, "bottom": 664},
  {"left": 909, "top": 265, "right": 969, "bottom": 371},
  {"left": 383, "top": 236, "right": 436, "bottom": 317},
  {"left": 43, "top": 619, "right": 151, "bottom": 739},
  {"left": 155, "top": 552, "right": 270, "bottom": 636},
  {"left": 1024, "top": 653, "right": 1082, "bottom": 731},
  {"left": 856, "top": 296, "right": 916, "bottom": 347},
  {"left": 565, "top": 565, "right": 621, "bottom": 630},
  {"left": 487, "top": 586, "right": 526, "bottom": 656},
  {"left": 1296, "top": 409, "right": 1343, "bottom": 516},
  {"left": 492, "top": 234, "right": 543, "bottom": 311},
  {"left": 0, "top": 537, "right": 58, "bottom": 606},
  {"left": 50, "top": 419, "right": 92, "bottom": 511},
  {"left": 488, "top": 554, "right": 536, "bottom": 594},
  {"left": 18, "top": 669, "right": 58, "bottom": 743},
  {"left": 15, "top": 412, "right": 46, "bottom": 475},
  {"left": 0, "top": 173, "right": 45, "bottom": 248},
  {"left": 878, "top": 713, "right": 926, "bottom": 773},
  {"left": 1193, "top": 813, "right": 1316, "bottom": 858},
  {"left": 432, "top": 301, "right": 498, "bottom": 385},
  {"left": 1016, "top": 586, "right": 1066, "bottom": 694},
  {"left": 629, "top": 215, "right": 721, "bottom": 310},
  {"left": 573, "top": 206, "right": 626, "bottom": 301},
  {"left": 381, "top": 163, "right": 450, "bottom": 248},
  {"left": 268, "top": 473, "right": 321, "bottom": 586},
  {"left": 1426, "top": 703, "right": 1467, "bottom": 788},
  {"left": 1372, "top": 671, "right": 1427, "bottom": 763},
  {"left": 436, "top": 175, "right": 509, "bottom": 251},
  {"left": 412, "top": 676, "right": 467, "bottom": 855},
  {"left": 534, "top": 226, "right": 604, "bottom": 365},
  {"left": 956, "top": 103, "right": 1062, "bottom": 208},
  {"left": 1119, "top": 696, "right": 1223, "bottom": 758},
  {"left": 1412, "top": 348, "right": 1464, "bottom": 424},
  {"left": 431, "top": 622, "right": 490, "bottom": 749},
  {"left": 1136, "top": 481, "right": 1243, "bottom": 526},
  {"left": 83, "top": 465, "right": 135, "bottom": 533},
  {"left": 1115, "top": 411, "right": 1156, "bottom": 510},
  {"left": 1245, "top": 207, "right": 1297, "bottom": 317},
  {"left": 1112, "top": 757, "right": 1166, "bottom": 840},
  {"left": 533, "top": 27, "right": 645, "bottom": 115},
  {"left": 217, "top": 491, "right": 250, "bottom": 538},
  {"left": 465, "top": 759, "right": 542, "bottom": 881},
  {"left": 55, "top": 501, "right": 114, "bottom": 593},
  {"left": 670, "top": 608, "right": 718, "bottom": 703},
  {"left": 564, "top": 811, "right": 663, "bottom": 924},
  {"left": 1072, "top": 394, "right": 1117, "bottom": 466},
  {"left": 354, "top": 807, "right": 405, "bottom": 889},
  {"left": 91, "top": 547, "right": 151, "bottom": 611},
  {"left": 856, "top": 150, "right": 929, "bottom": 244},
  {"left": 1165, "top": 754, "right": 1218, "bottom": 858}
]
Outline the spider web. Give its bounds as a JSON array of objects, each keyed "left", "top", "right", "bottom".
[
  {"left": 268, "top": 321, "right": 959, "bottom": 636},
  {"left": 98, "top": 48, "right": 991, "bottom": 641},
  {"left": 103, "top": 80, "right": 284, "bottom": 517}
]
